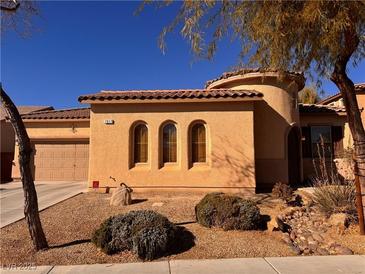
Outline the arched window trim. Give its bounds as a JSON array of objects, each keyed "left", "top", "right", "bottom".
[
  {"left": 162, "top": 122, "right": 178, "bottom": 164},
  {"left": 189, "top": 121, "right": 208, "bottom": 165},
  {"left": 132, "top": 122, "right": 149, "bottom": 165}
]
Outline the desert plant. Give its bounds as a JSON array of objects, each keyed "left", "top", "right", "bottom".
[
  {"left": 195, "top": 192, "right": 261, "bottom": 231},
  {"left": 92, "top": 210, "right": 182, "bottom": 260},
  {"left": 272, "top": 182, "right": 294, "bottom": 202},
  {"left": 311, "top": 139, "right": 357, "bottom": 218},
  {"left": 312, "top": 179, "right": 356, "bottom": 217}
]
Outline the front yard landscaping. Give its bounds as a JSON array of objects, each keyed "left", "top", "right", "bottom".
[{"left": 1, "top": 190, "right": 364, "bottom": 266}]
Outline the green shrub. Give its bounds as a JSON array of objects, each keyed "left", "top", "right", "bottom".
[
  {"left": 311, "top": 140, "right": 357, "bottom": 218},
  {"left": 195, "top": 192, "right": 261, "bottom": 230},
  {"left": 91, "top": 217, "right": 113, "bottom": 254},
  {"left": 272, "top": 182, "right": 293, "bottom": 202},
  {"left": 92, "top": 210, "right": 181, "bottom": 260},
  {"left": 312, "top": 179, "right": 356, "bottom": 217}
]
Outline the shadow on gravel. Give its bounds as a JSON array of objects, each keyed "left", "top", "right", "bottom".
[
  {"left": 131, "top": 198, "right": 148, "bottom": 205},
  {"left": 258, "top": 214, "right": 271, "bottom": 231},
  {"left": 174, "top": 220, "right": 196, "bottom": 226},
  {"left": 167, "top": 226, "right": 195, "bottom": 256},
  {"left": 50, "top": 239, "right": 91, "bottom": 249}
]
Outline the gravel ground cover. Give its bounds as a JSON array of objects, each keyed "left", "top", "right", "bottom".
[{"left": 1, "top": 191, "right": 363, "bottom": 266}]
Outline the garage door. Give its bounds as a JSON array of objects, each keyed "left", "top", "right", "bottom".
[{"left": 32, "top": 141, "right": 89, "bottom": 181}]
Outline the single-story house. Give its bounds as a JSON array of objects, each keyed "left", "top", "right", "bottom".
[
  {"left": 9, "top": 70, "right": 352, "bottom": 192},
  {"left": 10, "top": 70, "right": 361, "bottom": 193},
  {"left": 1, "top": 105, "right": 53, "bottom": 182}
]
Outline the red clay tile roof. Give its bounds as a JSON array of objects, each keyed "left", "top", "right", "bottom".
[
  {"left": 299, "top": 103, "right": 347, "bottom": 114},
  {"left": 205, "top": 68, "right": 305, "bottom": 89},
  {"left": 21, "top": 107, "right": 90, "bottom": 120},
  {"left": 0, "top": 106, "right": 53, "bottom": 120},
  {"left": 78, "top": 89, "right": 263, "bottom": 102},
  {"left": 319, "top": 83, "right": 365, "bottom": 104}
]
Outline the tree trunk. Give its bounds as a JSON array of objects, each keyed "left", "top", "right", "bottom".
[
  {"left": 330, "top": 29, "right": 365, "bottom": 234},
  {"left": 0, "top": 85, "right": 48, "bottom": 250}
]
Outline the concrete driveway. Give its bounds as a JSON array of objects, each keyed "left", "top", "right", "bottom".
[{"left": 0, "top": 181, "right": 87, "bottom": 228}]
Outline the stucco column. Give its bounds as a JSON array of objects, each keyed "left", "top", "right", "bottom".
[
  {"left": 181, "top": 123, "right": 189, "bottom": 170},
  {"left": 150, "top": 124, "right": 159, "bottom": 171}
]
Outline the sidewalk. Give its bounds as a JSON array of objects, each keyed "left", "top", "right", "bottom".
[{"left": 2, "top": 255, "right": 364, "bottom": 274}]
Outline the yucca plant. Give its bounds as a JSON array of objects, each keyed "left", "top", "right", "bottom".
[{"left": 311, "top": 138, "right": 356, "bottom": 219}]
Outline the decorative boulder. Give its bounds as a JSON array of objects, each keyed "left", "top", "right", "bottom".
[{"left": 110, "top": 183, "right": 133, "bottom": 206}]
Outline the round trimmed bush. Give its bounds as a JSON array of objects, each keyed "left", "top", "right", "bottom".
[
  {"left": 92, "top": 210, "right": 178, "bottom": 260},
  {"left": 195, "top": 192, "right": 261, "bottom": 230}
]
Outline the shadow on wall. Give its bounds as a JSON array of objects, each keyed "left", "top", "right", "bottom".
[{"left": 212, "top": 136, "right": 255, "bottom": 188}]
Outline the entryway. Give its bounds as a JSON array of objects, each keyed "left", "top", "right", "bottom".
[{"left": 287, "top": 126, "right": 301, "bottom": 185}]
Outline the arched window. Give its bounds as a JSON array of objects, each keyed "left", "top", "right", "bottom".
[
  {"left": 162, "top": 123, "right": 177, "bottom": 163},
  {"left": 134, "top": 124, "right": 148, "bottom": 163},
  {"left": 191, "top": 123, "right": 206, "bottom": 163}
]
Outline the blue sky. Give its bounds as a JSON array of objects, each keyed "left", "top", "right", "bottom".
[{"left": 1, "top": 1, "right": 364, "bottom": 109}]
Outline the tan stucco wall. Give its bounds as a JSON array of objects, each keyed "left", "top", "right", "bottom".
[
  {"left": 11, "top": 120, "right": 90, "bottom": 179},
  {"left": 88, "top": 102, "right": 256, "bottom": 193},
  {"left": 208, "top": 76, "right": 302, "bottom": 189},
  {"left": 24, "top": 121, "right": 90, "bottom": 140}
]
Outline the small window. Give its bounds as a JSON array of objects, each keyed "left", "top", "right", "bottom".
[
  {"left": 162, "top": 123, "right": 177, "bottom": 163},
  {"left": 311, "top": 126, "right": 332, "bottom": 157},
  {"left": 191, "top": 123, "right": 206, "bottom": 163},
  {"left": 134, "top": 124, "right": 148, "bottom": 163}
]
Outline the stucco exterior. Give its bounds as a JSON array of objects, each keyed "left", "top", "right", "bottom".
[
  {"left": 1, "top": 106, "right": 53, "bottom": 182},
  {"left": 206, "top": 72, "right": 303, "bottom": 189},
  {"left": 12, "top": 120, "right": 90, "bottom": 180},
  {"left": 80, "top": 71, "right": 305, "bottom": 192},
  {"left": 9, "top": 70, "right": 356, "bottom": 194},
  {"left": 88, "top": 101, "right": 257, "bottom": 193}
]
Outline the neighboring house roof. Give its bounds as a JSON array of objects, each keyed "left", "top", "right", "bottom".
[
  {"left": 21, "top": 107, "right": 90, "bottom": 120},
  {"left": 0, "top": 105, "right": 54, "bottom": 121},
  {"left": 78, "top": 89, "right": 263, "bottom": 102},
  {"left": 319, "top": 83, "right": 365, "bottom": 105},
  {"left": 299, "top": 103, "right": 347, "bottom": 114},
  {"left": 205, "top": 68, "right": 305, "bottom": 90}
]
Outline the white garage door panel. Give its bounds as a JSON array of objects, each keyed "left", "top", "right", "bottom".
[{"left": 33, "top": 142, "right": 89, "bottom": 181}]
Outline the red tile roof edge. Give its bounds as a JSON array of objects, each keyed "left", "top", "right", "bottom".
[
  {"left": 78, "top": 89, "right": 263, "bottom": 102},
  {"left": 299, "top": 103, "right": 347, "bottom": 114},
  {"left": 21, "top": 107, "right": 90, "bottom": 120},
  {"left": 319, "top": 83, "right": 365, "bottom": 105}
]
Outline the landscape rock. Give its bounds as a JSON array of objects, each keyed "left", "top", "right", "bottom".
[
  {"left": 281, "top": 233, "right": 292, "bottom": 244},
  {"left": 110, "top": 183, "right": 133, "bottom": 206},
  {"left": 333, "top": 245, "right": 353, "bottom": 255},
  {"left": 267, "top": 218, "right": 279, "bottom": 232},
  {"left": 276, "top": 217, "right": 291, "bottom": 232},
  {"left": 316, "top": 247, "right": 330, "bottom": 256},
  {"left": 328, "top": 213, "right": 349, "bottom": 231},
  {"left": 288, "top": 243, "right": 301, "bottom": 255},
  {"left": 276, "top": 203, "right": 352, "bottom": 256}
]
